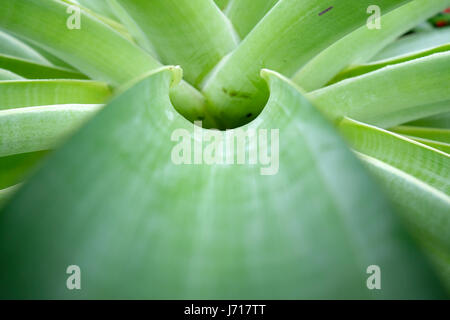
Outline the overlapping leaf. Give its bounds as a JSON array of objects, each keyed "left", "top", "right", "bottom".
[
  {"left": 201, "top": 0, "right": 412, "bottom": 128},
  {"left": 0, "top": 67, "right": 444, "bottom": 299},
  {"left": 308, "top": 52, "right": 450, "bottom": 128},
  {"left": 293, "top": 0, "right": 450, "bottom": 91}
]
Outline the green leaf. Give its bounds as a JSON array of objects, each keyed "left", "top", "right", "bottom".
[
  {"left": 293, "top": 0, "right": 450, "bottom": 91},
  {"left": 341, "top": 120, "right": 450, "bottom": 283},
  {"left": 214, "top": 0, "right": 230, "bottom": 10},
  {"left": 0, "top": 104, "right": 101, "bottom": 157},
  {"left": 201, "top": 0, "right": 413, "bottom": 128},
  {"left": 412, "top": 21, "right": 435, "bottom": 33},
  {"left": 115, "top": 0, "right": 238, "bottom": 86},
  {"left": 371, "top": 27, "right": 450, "bottom": 62},
  {"left": 106, "top": 0, "right": 158, "bottom": 58},
  {"left": 402, "top": 136, "right": 450, "bottom": 154},
  {"left": 0, "top": 185, "right": 20, "bottom": 209},
  {"left": 0, "top": 151, "right": 48, "bottom": 189},
  {"left": 0, "top": 0, "right": 160, "bottom": 85},
  {"left": 0, "top": 54, "right": 88, "bottom": 80},
  {"left": 328, "top": 43, "right": 450, "bottom": 85},
  {"left": 339, "top": 118, "right": 450, "bottom": 194},
  {"left": 423, "top": 241, "right": 450, "bottom": 291},
  {"left": 18, "top": 37, "right": 79, "bottom": 70},
  {"left": 0, "top": 30, "right": 51, "bottom": 65},
  {"left": 308, "top": 52, "right": 450, "bottom": 128},
  {"left": 358, "top": 153, "right": 450, "bottom": 291},
  {"left": 0, "top": 80, "right": 111, "bottom": 110},
  {"left": 73, "top": 0, "right": 119, "bottom": 21},
  {"left": 0, "top": 67, "right": 444, "bottom": 299},
  {"left": 0, "top": 0, "right": 212, "bottom": 124},
  {"left": 0, "top": 68, "right": 24, "bottom": 80},
  {"left": 65, "top": 0, "right": 133, "bottom": 41},
  {"left": 391, "top": 126, "right": 450, "bottom": 143},
  {"left": 226, "top": 0, "right": 278, "bottom": 38},
  {"left": 407, "top": 111, "right": 450, "bottom": 128}
]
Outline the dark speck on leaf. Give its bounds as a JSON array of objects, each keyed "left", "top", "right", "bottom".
[
  {"left": 246, "top": 113, "right": 252, "bottom": 118},
  {"left": 222, "top": 88, "right": 252, "bottom": 99}
]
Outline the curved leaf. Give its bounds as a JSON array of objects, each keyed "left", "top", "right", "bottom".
[
  {"left": 391, "top": 126, "right": 450, "bottom": 143},
  {"left": 0, "top": 67, "right": 444, "bottom": 299},
  {"left": 0, "top": 104, "right": 102, "bottom": 157},
  {"left": 0, "top": 0, "right": 212, "bottom": 124},
  {"left": 407, "top": 111, "right": 450, "bottom": 128},
  {"left": 0, "top": 80, "right": 111, "bottom": 110},
  {"left": 339, "top": 118, "right": 450, "bottom": 194},
  {"left": 372, "top": 27, "right": 450, "bottom": 62},
  {"left": 0, "top": 68, "right": 24, "bottom": 80},
  {"left": 106, "top": 0, "right": 158, "bottom": 58},
  {"left": 0, "top": 54, "right": 88, "bottom": 80},
  {"left": 329, "top": 44, "right": 450, "bottom": 85},
  {"left": 214, "top": 0, "right": 230, "bottom": 11},
  {"left": 0, "top": 151, "right": 48, "bottom": 189},
  {"left": 0, "top": 30, "right": 51, "bottom": 65},
  {"left": 358, "top": 153, "right": 450, "bottom": 255},
  {"left": 293, "top": 0, "right": 450, "bottom": 91},
  {"left": 0, "top": 185, "right": 20, "bottom": 208},
  {"left": 308, "top": 52, "right": 450, "bottom": 128},
  {"left": 341, "top": 120, "right": 450, "bottom": 283},
  {"left": 201, "top": 0, "right": 412, "bottom": 128},
  {"left": 403, "top": 136, "right": 450, "bottom": 154},
  {"left": 226, "top": 0, "right": 278, "bottom": 39},
  {"left": 115, "top": 0, "right": 238, "bottom": 86},
  {"left": 73, "top": 0, "right": 118, "bottom": 21}
]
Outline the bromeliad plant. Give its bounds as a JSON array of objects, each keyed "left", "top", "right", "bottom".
[{"left": 0, "top": 0, "right": 449, "bottom": 299}]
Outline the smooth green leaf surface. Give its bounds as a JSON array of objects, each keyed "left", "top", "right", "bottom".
[
  {"left": 391, "top": 126, "right": 450, "bottom": 143},
  {"left": 214, "top": 0, "right": 230, "bottom": 10},
  {"left": 64, "top": 0, "right": 132, "bottom": 41},
  {"left": 0, "top": 30, "right": 51, "bottom": 65},
  {"left": 0, "top": 54, "right": 88, "bottom": 80},
  {"left": 0, "top": 151, "right": 48, "bottom": 189},
  {"left": 407, "top": 111, "right": 450, "bottom": 128},
  {"left": 0, "top": 80, "right": 111, "bottom": 110},
  {"left": 0, "top": 67, "right": 444, "bottom": 299},
  {"left": 106, "top": 0, "right": 158, "bottom": 58},
  {"left": 402, "top": 136, "right": 450, "bottom": 154},
  {"left": 0, "top": 68, "right": 23, "bottom": 80},
  {"left": 19, "top": 37, "right": 79, "bottom": 70},
  {"left": 0, "top": 185, "right": 20, "bottom": 208},
  {"left": 73, "top": 0, "right": 118, "bottom": 21},
  {"left": 226, "top": 0, "right": 278, "bottom": 39}
]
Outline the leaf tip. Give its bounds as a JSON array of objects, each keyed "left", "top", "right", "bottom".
[{"left": 168, "top": 65, "right": 183, "bottom": 88}]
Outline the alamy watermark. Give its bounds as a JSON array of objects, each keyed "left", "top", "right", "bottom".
[
  {"left": 66, "top": 265, "right": 81, "bottom": 290},
  {"left": 66, "top": 5, "right": 81, "bottom": 30},
  {"left": 367, "top": 5, "right": 381, "bottom": 30},
  {"left": 366, "top": 265, "right": 381, "bottom": 290},
  {"left": 171, "top": 121, "right": 279, "bottom": 176}
]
